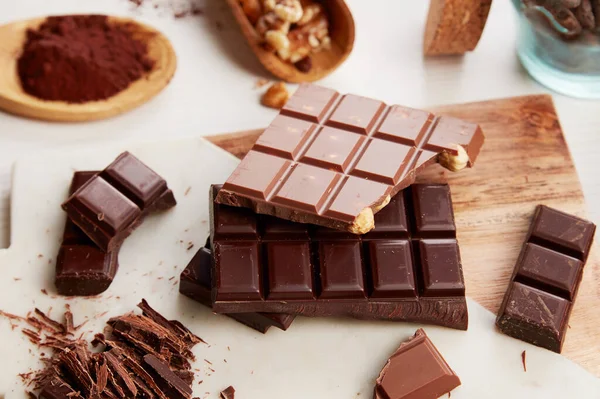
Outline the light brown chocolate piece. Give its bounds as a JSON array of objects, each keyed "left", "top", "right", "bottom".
[
  {"left": 216, "top": 84, "right": 484, "bottom": 234},
  {"left": 424, "top": 0, "right": 494, "bottom": 56},
  {"left": 374, "top": 329, "right": 461, "bottom": 399}
]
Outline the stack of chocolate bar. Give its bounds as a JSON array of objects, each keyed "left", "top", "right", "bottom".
[
  {"left": 56, "top": 152, "right": 176, "bottom": 296},
  {"left": 179, "top": 84, "right": 486, "bottom": 334}
]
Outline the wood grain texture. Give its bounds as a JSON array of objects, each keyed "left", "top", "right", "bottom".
[
  {"left": 0, "top": 16, "right": 176, "bottom": 122},
  {"left": 207, "top": 94, "right": 600, "bottom": 376}
]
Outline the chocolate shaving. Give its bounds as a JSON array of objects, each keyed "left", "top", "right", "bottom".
[
  {"left": 521, "top": 350, "right": 527, "bottom": 372},
  {"left": 6, "top": 300, "right": 201, "bottom": 398}
]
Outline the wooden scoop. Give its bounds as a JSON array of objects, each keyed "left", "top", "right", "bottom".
[
  {"left": 226, "top": 0, "right": 355, "bottom": 83},
  {"left": 0, "top": 16, "right": 176, "bottom": 122}
]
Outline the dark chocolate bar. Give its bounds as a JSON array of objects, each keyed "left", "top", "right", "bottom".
[
  {"left": 55, "top": 171, "right": 119, "bottom": 296},
  {"left": 210, "top": 184, "right": 468, "bottom": 330},
  {"left": 496, "top": 205, "right": 596, "bottom": 352},
  {"left": 62, "top": 152, "right": 176, "bottom": 252},
  {"left": 374, "top": 329, "right": 461, "bottom": 399},
  {"left": 216, "top": 84, "right": 484, "bottom": 234},
  {"left": 180, "top": 246, "right": 295, "bottom": 333}
]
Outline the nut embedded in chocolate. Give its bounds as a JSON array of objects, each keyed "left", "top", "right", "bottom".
[{"left": 217, "top": 84, "right": 484, "bottom": 234}]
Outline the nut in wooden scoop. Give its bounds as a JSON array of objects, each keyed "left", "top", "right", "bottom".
[{"left": 226, "top": 0, "right": 355, "bottom": 82}]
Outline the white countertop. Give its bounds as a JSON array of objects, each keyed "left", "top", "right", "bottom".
[{"left": 0, "top": 0, "right": 598, "bottom": 249}]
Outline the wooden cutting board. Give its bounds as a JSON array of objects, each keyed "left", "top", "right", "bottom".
[{"left": 207, "top": 94, "right": 600, "bottom": 376}]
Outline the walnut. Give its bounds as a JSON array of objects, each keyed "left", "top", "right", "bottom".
[
  {"left": 265, "top": 30, "right": 291, "bottom": 53},
  {"left": 256, "top": 12, "right": 290, "bottom": 36},
  {"left": 297, "top": 2, "right": 323, "bottom": 25},
  {"left": 261, "top": 82, "right": 290, "bottom": 109},
  {"left": 273, "top": 0, "right": 303, "bottom": 23}
]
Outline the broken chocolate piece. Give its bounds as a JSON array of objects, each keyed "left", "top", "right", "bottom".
[
  {"left": 374, "top": 329, "right": 461, "bottom": 399},
  {"left": 216, "top": 84, "right": 484, "bottom": 234},
  {"left": 55, "top": 172, "right": 120, "bottom": 296},
  {"left": 62, "top": 152, "right": 176, "bottom": 252},
  {"left": 496, "top": 205, "right": 596, "bottom": 352},
  {"left": 220, "top": 386, "right": 236, "bottom": 399}
]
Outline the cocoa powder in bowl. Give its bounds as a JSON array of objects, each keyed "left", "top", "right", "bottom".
[{"left": 17, "top": 15, "right": 155, "bottom": 104}]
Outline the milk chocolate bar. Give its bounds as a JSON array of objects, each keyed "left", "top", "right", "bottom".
[
  {"left": 62, "top": 152, "right": 176, "bottom": 252},
  {"left": 55, "top": 171, "right": 119, "bottom": 296},
  {"left": 211, "top": 184, "right": 468, "bottom": 330},
  {"left": 180, "top": 245, "right": 295, "bottom": 333},
  {"left": 496, "top": 205, "right": 596, "bottom": 352},
  {"left": 374, "top": 329, "right": 461, "bottom": 399},
  {"left": 216, "top": 84, "right": 484, "bottom": 234}
]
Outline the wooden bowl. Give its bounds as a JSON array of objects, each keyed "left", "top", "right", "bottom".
[
  {"left": 226, "top": 0, "right": 355, "bottom": 83},
  {"left": 0, "top": 16, "right": 177, "bottom": 122}
]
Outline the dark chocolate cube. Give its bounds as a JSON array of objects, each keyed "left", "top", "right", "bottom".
[
  {"left": 72, "top": 177, "right": 141, "bottom": 235},
  {"left": 418, "top": 239, "right": 465, "bottom": 297},
  {"left": 100, "top": 152, "right": 167, "bottom": 209},
  {"left": 515, "top": 243, "right": 583, "bottom": 301},
  {"left": 318, "top": 241, "right": 366, "bottom": 299},
  {"left": 498, "top": 282, "right": 571, "bottom": 353},
  {"left": 367, "top": 240, "right": 416, "bottom": 298},
  {"left": 214, "top": 242, "right": 263, "bottom": 301},
  {"left": 55, "top": 245, "right": 118, "bottom": 296},
  {"left": 266, "top": 242, "right": 314, "bottom": 300},
  {"left": 261, "top": 215, "right": 310, "bottom": 241},
  {"left": 411, "top": 184, "right": 456, "bottom": 238},
  {"left": 529, "top": 205, "right": 596, "bottom": 262},
  {"left": 366, "top": 192, "right": 410, "bottom": 239}
]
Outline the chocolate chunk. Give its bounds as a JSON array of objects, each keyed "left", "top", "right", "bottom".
[
  {"left": 143, "top": 354, "right": 193, "bottom": 399},
  {"left": 55, "top": 171, "right": 119, "bottom": 296},
  {"left": 179, "top": 245, "right": 295, "bottom": 333},
  {"left": 220, "top": 386, "right": 236, "bottom": 399},
  {"left": 216, "top": 84, "right": 484, "bottom": 234},
  {"left": 62, "top": 152, "right": 176, "bottom": 252},
  {"left": 39, "top": 377, "right": 82, "bottom": 399},
  {"left": 374, "top": 329, "right": 461, "bottom": 399},
  {"left": 211, "top": 184, "right": 468, "bottom": 330},
  {"left": 497, "top": 205, "right": 596, "bottom": 352}
]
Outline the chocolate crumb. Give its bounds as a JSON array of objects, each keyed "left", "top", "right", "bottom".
[
  {"left": 187, "top": 243, "right": 194, "bottom": 251},
  {"left": 224, "top": 359, "right": 227, "bottom": 363},
  {"left": 41, "top": 289, "right": 48, "bottom": 296},
  {"left": 227, "top": 346, "right": 230, "bottom": 351},
  {"left": 14, "top": 277, "right": 21, "bottom": 281},
  {"left": 37, "top": 254, "right": 43, "bottom": 258},
  {"left": 254, "top": 79, "right": 269, "bottom": 89},
  {"left": 220, "top": 386, "right": 235, "bottom": 399},
  {"left": 204, "top": 359, "right": 212, "bottom": 365},
  {"left": 184, "top": 186, "right": 192, "bottom": 196},
  {"left": 521, "top": 350, "right": 527, "bottom": 372}
]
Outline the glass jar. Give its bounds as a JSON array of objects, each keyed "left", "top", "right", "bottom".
[{"left": 512, "top": 0, "right": 600, "bottom": 99}]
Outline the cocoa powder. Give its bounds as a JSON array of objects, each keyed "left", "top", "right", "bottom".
[{"left": 18, "top": 15, "right": 154, "bottom": 104}]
